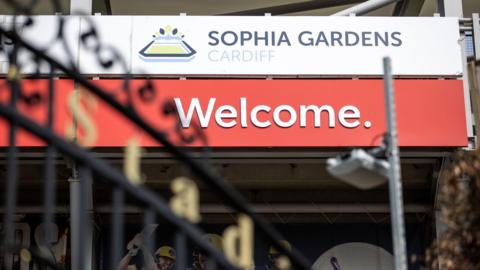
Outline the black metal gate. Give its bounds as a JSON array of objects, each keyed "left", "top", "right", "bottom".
[{"left": 0, "top": 1, "right": 312, "bottom": 270}]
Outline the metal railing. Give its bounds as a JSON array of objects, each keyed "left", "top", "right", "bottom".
[{"left": 0, "top": 1, "right": 312, "bottom": 270}]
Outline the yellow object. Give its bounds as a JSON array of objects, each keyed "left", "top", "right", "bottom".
[
  {"left": 155, "top": 246, "right": 176, "bottom": 260},
  {"left": 223, "top": 214, "right": 254, "bottom": 270},
  {"left": 276, "top": 256, "right": 291, "bottom": 270},
  {"left": 145, "top": 44, "right": 187, "bottom": 54},
  {"left": 7, "top": 65, "right": 21, "bottom": 81},
  {"left": 65, "top": 87, "right": 97, "bottom": 146},
  {"left": 269, "top": 240, "right": 292, "bottom": 255},
  {"left": 124, "top": 137, "right": 144, "bottom": 185},
  {"left": 20, "top": 248, "right": 32, "bottom": 263},
  {"left": 170, "top": 177, "right": 201, "bottom": 223},
  {"left": 204, "top": 234, "right": 223, "bottom": 251}
]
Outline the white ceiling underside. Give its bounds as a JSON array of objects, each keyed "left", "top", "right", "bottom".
[{"left": 0, "top": 0, "right": 478, "bottom": 16}]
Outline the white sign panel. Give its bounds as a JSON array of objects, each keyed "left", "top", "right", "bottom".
[
  {"left": 1, "top": 16, "right": 463, "bottom": 76},
  {"left": 129, "top": 16, "right": 462, "bottom": 76}
]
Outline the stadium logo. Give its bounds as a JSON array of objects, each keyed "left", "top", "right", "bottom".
[{"left": 139, "top": 25, "right": 196, "bottom": 62}]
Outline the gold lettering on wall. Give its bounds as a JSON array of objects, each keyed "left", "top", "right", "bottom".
[
  {"left": 65, "top": 87, "right": 97, "bottom": 146},
  {"left": 169, "top": 177, "right": 201, "bottom": 223},
  {"left": 223, "top": 214, "right": 254, "bottom": 270},
  {"left": 124, "top": 137, "right": 144, "bottom": 185}
]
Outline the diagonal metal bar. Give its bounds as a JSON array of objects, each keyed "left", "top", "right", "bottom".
[
  {"left": 0, "top": 25, "right": 311, "bottom": 270},
  {"left": 0, "top": 101, "right": 239, "bottom": 270},
  {"left": 221, "top": 0, "right": 363, "bottom": 15},
  {"left": 332, "top": 0, "right": 401, "bottom": 16}
]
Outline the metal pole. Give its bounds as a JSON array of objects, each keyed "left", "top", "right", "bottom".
[
  {"left": 69, "top": 163, "right": 94, "bottom": 270},
  {"left": 383, "top": 57, "right": 408, "bottom": 270},
  {"left": 68, "top": 82, "right": 94, "bottom": 270},
  {"left": 69, "top": 170, "right": 81, "bottom": 270},
  {"left": 332, "top": 0, "right": 400, "bottom": 16}
]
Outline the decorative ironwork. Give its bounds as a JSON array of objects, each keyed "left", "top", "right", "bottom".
[{"left": 0, "top": 1, "right": 312, "bottom": 270}]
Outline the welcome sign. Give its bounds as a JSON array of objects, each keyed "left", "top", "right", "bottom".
[{"left": 0, "top": 79, "right": 467, "bottom": 147}]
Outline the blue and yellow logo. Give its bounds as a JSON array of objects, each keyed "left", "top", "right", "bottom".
[{"left": 139, "top": 25, "right": 196, "bottom": 62}]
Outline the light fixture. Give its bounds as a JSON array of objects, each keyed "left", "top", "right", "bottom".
[{"left": 326, "top": 148, "right": 389, "bottom": 190}]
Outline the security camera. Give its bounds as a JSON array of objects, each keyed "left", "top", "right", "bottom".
[{"left": 326, "top": 149, "right": 390, "bottom": 190}]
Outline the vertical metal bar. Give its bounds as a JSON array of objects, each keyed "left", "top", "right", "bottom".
[
  {"left": 110, "top": 188, "right": 125, "bottom": 270},
  {"left": 69, "top": 165, "right": 81, "bottom": 270},
  {"left": 459, "top": 32, "right": 475, "bottom": 146},
  {"left": 143, "top": 208, "right": 155, "bottom": 270},
  {"left": 3, "top": 72, "right": 19, "bottom": 270},
  {"left": 3, "top": 21, "right": 20, "bottom": 270},
  {"left": 71, "top": 163, "right": 93, "bottom": 270},
  {"left": 42, "top": 66, "right": 57, "bottom": 249},
  {"left": 79, "top": 165, "right": 93, "bottom": 270},
  {"left": 3, "top": 85, "right": 19, "bottom": 236},
  {"left": 174, "top": 231, "right": 187, "bottom": 270},
  {"left": 467, "top": 60, "right": 480, "bottom": 150},
  {"left": 69, "top": 81, "right": 82, "bottom": 270},
  {"left": 383, "top": 57, "right": 408, "bottom": 270}
]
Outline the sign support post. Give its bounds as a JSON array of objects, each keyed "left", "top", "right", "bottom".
[{"left": 383, "top": 57, "right": 408, "bottom": 270}]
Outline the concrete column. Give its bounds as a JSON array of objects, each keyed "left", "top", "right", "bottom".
[
  {"left": 472, "top": 13, "right": 480, "bottom": 145},
  {"left": 70, "top": 0, "right": 93, "bottom": 15},
  {"left": 437, "top": 0, "right": 463, "bottom": 17}
]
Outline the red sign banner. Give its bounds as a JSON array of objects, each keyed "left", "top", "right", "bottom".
[{"left": 0, "top": 79, "right": 467, "bottom": 147}]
